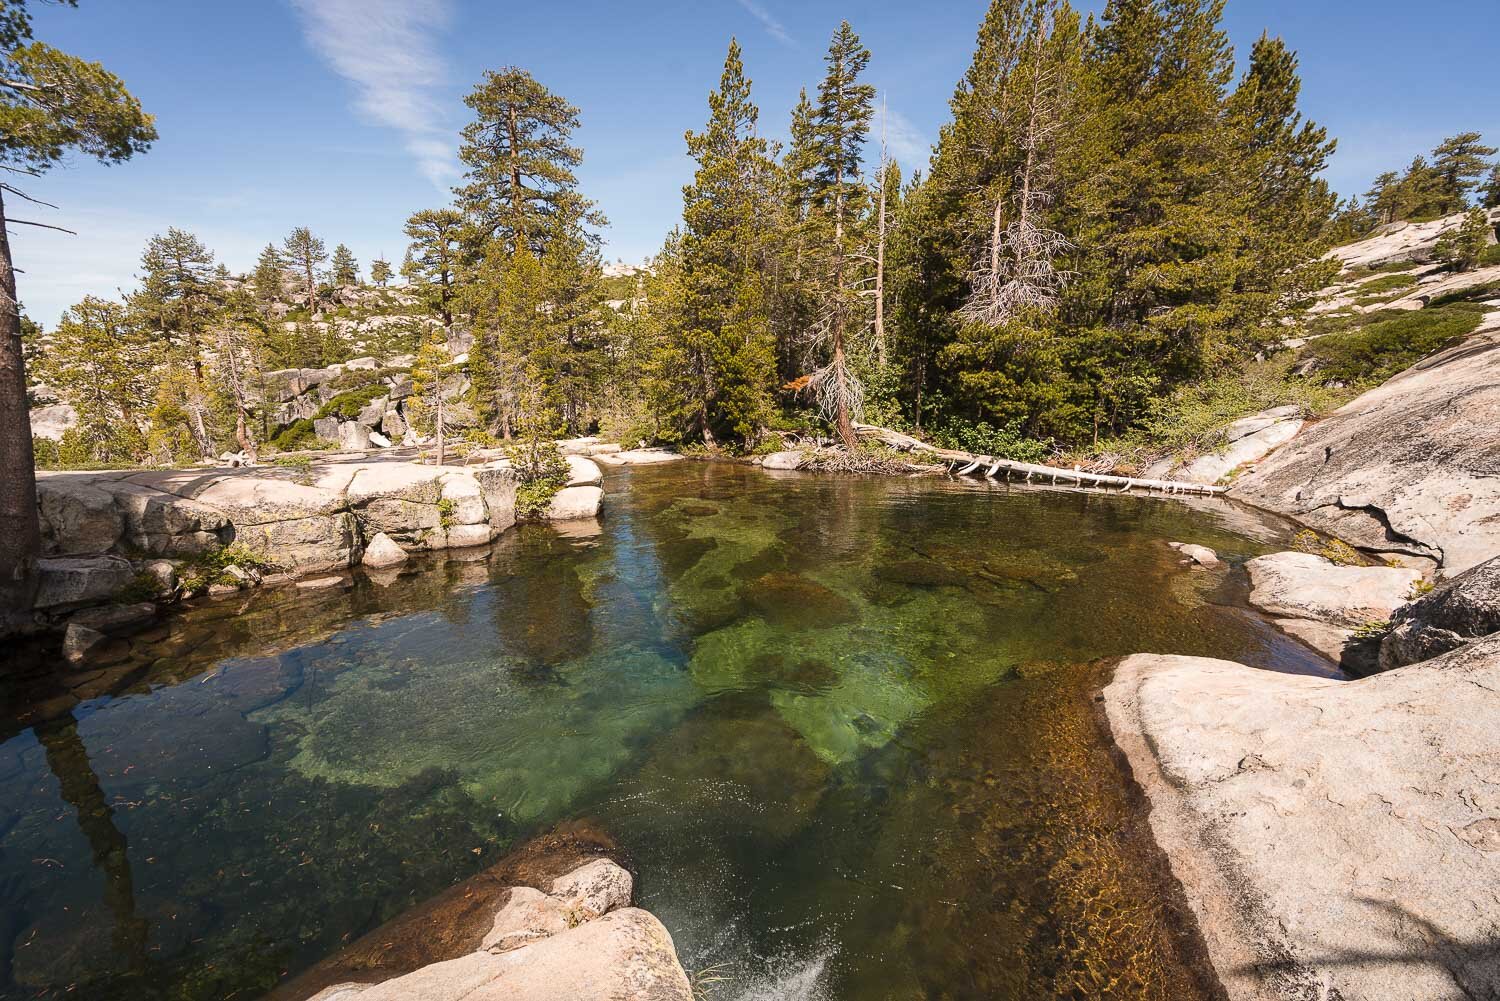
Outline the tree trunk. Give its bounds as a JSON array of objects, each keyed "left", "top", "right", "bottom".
[
  {"left": 831, "top": 175, "right": 857, "bottom": 450},
  {"left": 875, "top": 177, "right": 887, "bottom": 368},
  {"left": 0, "top": 187, "right": 41, "bottom": 626},
  {"left": 435, "top": 390, "right": 445, "bottom": 467},
  {"left": 508, "top": 106, "right": 525, "bottom": 250}
]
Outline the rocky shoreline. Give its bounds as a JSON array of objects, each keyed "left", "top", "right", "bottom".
[
  {"left": 1104, "top": 639, "right": 1500, "bottom": 1001},
  {"left": 264, "top": 824, "right": 692, "bottom": 1001}
]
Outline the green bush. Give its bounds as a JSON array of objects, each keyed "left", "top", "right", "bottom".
[
  {"left": 268, "top": 419, "right": 322, "bottom": 452},
  {"left": 1301, "top": 304, "right": 1485, "bottom": 386},
  {"left": 505, "top": 440, "right": 571, "bottom": 521},
  {"left": 1354, "top": 274, "right": 1418, "bottom": 296},
  {"left": 1292, "top": 529, "right": 1363, "bottom": 567},
  {"left": 314, "top": 384, "right": 387, "bottom": 421},
  {"left": 1479, "top": 244, "right": 1500, "bottom": 267},
  {"left": 179, "top": 543, "right": 284, "bottom": 594},
  {"left": 929, "top": 417, "right": 1052, "bottom": 463}
]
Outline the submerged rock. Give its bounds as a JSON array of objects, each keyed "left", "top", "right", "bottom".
[
  {"left": 741, "top": 572, "right": 858, "bottom": 630},
  {"left": 1104, "top": 637, "right": 1500, "bottom": 1001}
]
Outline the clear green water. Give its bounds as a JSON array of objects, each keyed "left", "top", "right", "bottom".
[{"left": 0, "top": 462, "right": 1333, "bottom": 1000}]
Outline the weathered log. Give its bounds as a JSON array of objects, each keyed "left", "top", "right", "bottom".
[{"left": 852, "top": 423, "right": 1227, "bottom": 497}]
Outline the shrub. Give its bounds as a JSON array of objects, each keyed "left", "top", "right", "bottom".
[
  {"left": 179, "top": 543, "right": 284, "bottom": 594},
  {"left": 1300, "top": 304, "right": 1485, "bottom": 387},
  {"left": 505, "top": 440, "right": 571, "bottom": 521},
  {"left": 1354, "top": 274, "right": 1418, "bottom": 296},
  {"left": 269, "top": 419, "right": 319, "bottom": 452},
  {"left": 1292, "top": 530, "right": 1363, "bottom": 567},
  {"left": 929, "top": 417, "right": 1052, "bottom": 463},
  {"left": 314, "top": 384, "right": 387, "bottom": 421}
]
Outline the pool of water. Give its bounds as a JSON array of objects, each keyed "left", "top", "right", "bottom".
[{"left": 0, "top": 462, "right": 1335, "bottom": 1000}]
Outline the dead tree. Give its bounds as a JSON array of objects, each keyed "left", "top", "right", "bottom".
[{"left": 960, "top": 2, "right": 1074, "bottom": 328}]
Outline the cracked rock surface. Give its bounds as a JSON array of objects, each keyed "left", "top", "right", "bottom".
[
  {"left": 1105, "top": 638, "right": 1500, "bottom": 1001},
  {"left": 1230, "top": 328, "right": 1500, "bottom": 578}
]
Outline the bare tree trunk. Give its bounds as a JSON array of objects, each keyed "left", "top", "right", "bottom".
[
  {"left": 435, "top": 389, "right": 445, "bottom": 467},
  {"left": 0, "top": 187, "right": 41, "bottom": 626},
  {"left": 831, "top": 173, "right": 857, "bottom": 449},
  {"left": 875, "top": 171, "right": 887, "bottom": 369}
]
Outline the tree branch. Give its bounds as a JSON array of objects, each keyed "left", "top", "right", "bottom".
[
  {"left": 0, "top": 184, "right": 59, "bottom": 209},
  {"left": 7, "top": 218, "right": 78, "bottom": 235}
]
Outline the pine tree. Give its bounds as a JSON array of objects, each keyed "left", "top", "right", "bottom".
[
  {"left": 872, "top": 154, "right": 902, "bottom": 368},
  {"left": 35, "top": 296, "right": 151, "bottom": 463},
  {"left": 212, "top": 284, "right": 268, "bottom": 460},
  {"left": 1433, "top": 207, "right": 1490, "bottom": 272},
  {"left": 1395, "top": 155, "right": 1448, "bottom": 220},
  {"left": 933, "top": 0, "right": 1085, "bottom": 436},
  {"left": 282, "top": 227, "right": 328, "bottom": 314},
  {"left": 331, "top": 243, "right": 359, "bottom": 286},
  {"left": 1, "top": 0, "right": 156, "bottom": 617},
  {"left": 252, "top": 243, "right": 285, "bottom": 309},
  {"left": 807, "top": 20, "right": 876, "bottom": 447},
  {"left": 403, "top": 208, "right": 464, "bottom": 328},
  {"left": 1076, "top": 0, "right": 1242, "bottom": 436},
  {"left": 1226, "top": 31, "right": 1338, "bottom": 328},
  {"left": 369, "top": 257, "right": 393, "bottom": 287},
  {"left": 1482, "top": 164, "right": 1500, "bottom": 209},
  {"left": 1430, "top": 132, "right": 1497, "bottom": 213},
  {"left": 669, "top": 38, "right": 779, "bottom": 445},
  {"left": 409, "top": 324, "right": 456, "bottom": 465},
  {"left": 769, "top": 88, "right": 822, "bottom": 383},
  {"left": 133, "top": 228, "right": 220, "bottom": 457},
  {"left": 456, "top": 67, "right": 599, "bottom": 255},
  {"left": 1363, "top": 171, "right": 1404, "bottom": 226}
]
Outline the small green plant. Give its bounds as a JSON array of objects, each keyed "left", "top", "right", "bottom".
[
  {"left": 1352, "top": 619, "right": 1390, "bottom": 641},
  {"left": 1407, "top": 578, "right": 1436, "bottom": 599},
  {"left": 113, "top": 569, "right": 168, "bottom": 603},
  {"left": 179, "top": 543, "right": 284, "bottom": 595},
  {"left": 436, "top": 497, "right": 457, "bottom": 528},
  {"left": 688, "top": 963, "right": 733, "bottom": 1001},
  {"left": 1292, "top": 530, "right": 1363, "bottom": 566},
  {"left": 505, "top": 439, "right": 571, "bottom": 521}
]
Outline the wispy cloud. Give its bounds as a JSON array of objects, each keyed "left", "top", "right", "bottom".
[
  {"left": 287, "top": 0, "right": 458, "bottom": 190},
  {"left": 734, "top": 0, "right": 795, "bottom": 49},
  {"left": 873, "top": 103, "right": 931, "bottom": 173}
]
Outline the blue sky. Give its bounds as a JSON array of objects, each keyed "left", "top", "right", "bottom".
[{"left": 12, "top": 0, "right": 1500, "bottom": 326}]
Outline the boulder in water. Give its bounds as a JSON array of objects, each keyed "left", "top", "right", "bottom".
[{"left": 362, "top": 532, "right": 408, "bottom": 568}]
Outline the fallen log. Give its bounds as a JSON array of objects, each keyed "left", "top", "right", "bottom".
[{"left": 852, "top": 423, "right": 1227, "bottom": 497}]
